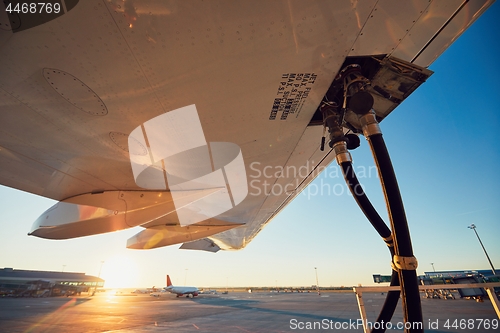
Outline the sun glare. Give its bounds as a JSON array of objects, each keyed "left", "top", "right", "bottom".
[{"left": 100, "top": 255, "right": 139, "bottom": 288}]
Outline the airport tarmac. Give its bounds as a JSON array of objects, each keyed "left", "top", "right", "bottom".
[{"left": 0, "top": 291, "right": 498, "bottom": 332}]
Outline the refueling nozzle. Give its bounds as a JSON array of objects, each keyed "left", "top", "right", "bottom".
[{"left": 338, "top": 64, "right": 374, "bottom": 115}]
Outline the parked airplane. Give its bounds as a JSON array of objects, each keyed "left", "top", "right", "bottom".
[
  {"left": 163, "top": 275, "right": 199, "bottom": 298},
  {"left": 132, "top": 287, "right": 161, "bottom": 294}
]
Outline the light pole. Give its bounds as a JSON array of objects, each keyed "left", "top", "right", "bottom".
[
  {"left": 431, "top": 263, "right": 435, "bottom": 272},
  {"left": 93, "top": 261, "right": 104, "bottom": 296},
  {"left": 62, "top": 264, "right": 66, "bottom": 272},
  {"left": 314, "top": 267, "right": 320, "bottom": 295},
  {"left": 468, "top": 224, "right": 497, "bottom": 275},
  {"left": 98, "top": 261, "right": 104, "bottom": 278}
]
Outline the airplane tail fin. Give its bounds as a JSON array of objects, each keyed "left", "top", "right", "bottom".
[{"left": 166, "top": 275, "right": 172, "bottom": 287}]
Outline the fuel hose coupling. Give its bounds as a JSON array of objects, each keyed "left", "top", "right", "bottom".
[
  {"left": 359, "top": 111, "right": 382, "bottom": 137},
  {"left": 332, "top": 141, "right": 352, "bottom": 165}
]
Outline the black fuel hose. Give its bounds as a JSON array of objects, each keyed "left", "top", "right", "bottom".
[
  {"left": 367, "top": 133, "right": 423, "bottom": 332},
  {"left": 373, "top": 252, "right": 400, "bottom": 333},
  {"left": 340, "top": 161, "right": 400, "bottom": 332},
  {"left": 340, "top": 162, "right": 391, "bottom": 238}
]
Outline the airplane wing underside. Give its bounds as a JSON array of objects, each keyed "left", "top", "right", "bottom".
[{"left": 0, "top": 0, "right": 493, "bottom": 250}]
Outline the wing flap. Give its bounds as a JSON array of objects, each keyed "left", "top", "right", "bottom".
[
  {"left": 126, "top": 224, "right": 241, "bottom": 250},
  {"left": 179, "top": 238, "right": 221, "bottom": 253}
]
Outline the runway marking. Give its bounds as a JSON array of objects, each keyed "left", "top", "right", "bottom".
[{"left": 192, "top": 323, "right": 200, "bottom": 329}]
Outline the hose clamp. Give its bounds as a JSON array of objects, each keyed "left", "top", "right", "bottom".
[
  {"left": 393, "top": 255, "right": 418, "bottom": 270},
  {"left": 383, "top": 234, "right": 394, "bottom": 247}
]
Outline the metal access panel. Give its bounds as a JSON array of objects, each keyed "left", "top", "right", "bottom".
[
  {"left": 343, "top": 55, "right": 433, "bottom": 132},
  {"left": 308, "top": 55, "right": 433, "bottom": 130}
]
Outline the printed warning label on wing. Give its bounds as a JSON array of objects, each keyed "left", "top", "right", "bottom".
[{"left": 269, "top": 73, "right": 317, "bottom": 120}]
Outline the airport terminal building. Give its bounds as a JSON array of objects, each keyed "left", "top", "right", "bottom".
[{"left": 0, "top": 268, "right": 104, "bottom": 297}]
